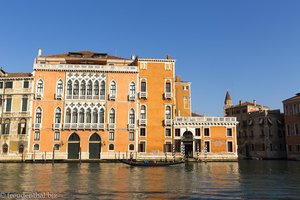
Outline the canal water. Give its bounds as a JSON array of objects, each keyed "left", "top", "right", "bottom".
[{"left": 0, "top": 161, "right": 299, "bottom": 199}]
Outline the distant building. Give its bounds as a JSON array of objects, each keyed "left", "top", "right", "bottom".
[
  {"left": 225, "top": 91, "right": 286, "bottom": 159},
  {"left": 0, "top": 68, "right": 33, "bottom": 160},
  {"left": 283, "top": 93, "right": 300, "bottom": 160}
]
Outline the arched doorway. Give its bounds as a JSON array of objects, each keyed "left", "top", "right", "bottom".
[
  {"left": 182, "top": 131, "right": 193, "bottom": 157},
  {"left": 19, "top": 144, "right": 24, "bottom": 154},
  {"left": 89, "top": 133, "right": 101, "bottom": 159},
  {"left": 68, "top": 133, "right": 80, "bottom": 159},
  {"left": 2, "top": 144, "right": 8, "bottom": 154}
]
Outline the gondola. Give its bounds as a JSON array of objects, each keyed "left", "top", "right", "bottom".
[{"left": 119, "top": 159, "right": 184, "bottom": 167}]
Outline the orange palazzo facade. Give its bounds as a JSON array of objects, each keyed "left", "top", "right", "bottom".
[{"left": 0, "top": 49, "right": 238, "bottom": 161}]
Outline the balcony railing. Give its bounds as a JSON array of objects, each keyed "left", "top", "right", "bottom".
[
  {"left": 55, "top": 93, "right": 63, "bottom": 100},
  {"left": 164, "top": 119, "right": 172, "bottom": 126},
  {"left": 139, "top": 91, "right": 147, "bottom": 99},
  {"left": 100, "top": 95, "right": 105, "bottom": 100},
  {"left": 174, "top": 116, "right": 237, "bottom": 125},
  {"left": 63, "top": 123, "right": 105, "bottom": 130},
  {"left": 99, "top": 123, "right": 105, "bottom": 130},
  {"left": 128, "top": 94, "right": 135, "bottom": 101},
  {"left": 52, "top": 123, "right": 61, "bottom": 130},
  {"left": 109, "top": 93, "right": 116, "bottom": 100},
  {"left": 85, "top": 124, "right": 91, "bottom": 129},
  {"left": 35, "top": 93, "right": 42, "bottom": 99},
  {"left": 164, "top": 92, "right": 172, "bottom": 99},
  {"left": 63, "top": 123, "right": 71, "bottom": 129},
  {"left": 128, "top": 124, "right": 135, "bottom": 130},
  {"left": 108, "top": 123, "right": 116, "bottom": 130},
  {"left": 34, "top": 123, "right": 41, "bottom": 130},
  {"left": 139, "top": 119, "right": 147, "bottom": 126}
]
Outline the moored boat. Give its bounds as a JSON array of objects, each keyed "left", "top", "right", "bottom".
[{"left": 119, "top": 159, "right": 184, "bottom": 167}]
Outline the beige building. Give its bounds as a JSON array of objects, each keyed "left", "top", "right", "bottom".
[
  {"left": 0, "top": 68, "right": 33, "bottom": 161},
  {"left": 224, "top": 91, "right": 286, "bottom": 159}
]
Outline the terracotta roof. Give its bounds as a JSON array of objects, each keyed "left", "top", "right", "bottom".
[
  {"left": 44, "top": 51, "right": 130, "bottom": 60},
  {"left": 192, "top": 112, "right": 203, "bottom": 117},
  {"left": 228, "top": 101, "right": 267, "bottom": 109},
  {"left": 283, "top": 93, "right": 300, "bottom": 102},
  {"left": 4, "top": 73, "right": 32, "bottom": 77}
]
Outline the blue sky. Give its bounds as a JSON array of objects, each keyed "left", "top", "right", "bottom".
[{"left": 0, "top": 0, "right": 300, "bottom": 116}]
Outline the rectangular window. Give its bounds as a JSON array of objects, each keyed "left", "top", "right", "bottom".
[
  {"left": 165, "top": 128, "right": 171, "bottom": 137},
  {"left": 34, "top": 132, "right": 40, "bottom": 141},
  {"left": 296, "top": 144, "right": 300, "bottom": 152},
  {"left": 204, "top": 128, "right": 210, "bottom": 137},
  {"left": 295, "top": 124, "right": 299, "bottom": 135},
  {"left": 140, "top": 128, "right": 146, "bottom": 137},
  {"left": 23, "top": 81, "right": 29, "bottom": 88},
  {"left": 21, "top": 97, "right": 28, "bottom": 112},
  {"left": 109, "top": 132, "right": 114, "bottom": 141},
  {"left": 261, "top": 129, "right": 265, "bottom": 136},
  {"left": 227, "top": 128, "right": 232, "bottom": 137},
  {"left": 166, "top": 82, "right": 171, "bottom": 93},
  {"left": 0, "top": 82, "right": 3, "bottom": 88},
  {"left": 164, "top": 142, "right": 172, "bottom": 152},
  {"left": 54, "top": 132, "right": 60, "bottom": 141},
  {"left": 288, "top": 145, "right": 292, "bottom": 152},
  {"left": 175, "top": 128, "right": 180, "bottom": 137},
  {"left": 139, "top": 141, "right": 146, "bottom": 152},
  {"left": 287, "top": 125, "right": 290, "bottom": 136},
  {"left": 184, "top": 96, "right": 190, "bottom": 109},
  {"left": 6, "top": 97, "right": 12, "bottom": 112},
  {"left": 141, "top": 82, "right": 146, "bottom": 92},
  {"left": 129, "top": 132, "right": 134, "bottom": 141},
  {"left": 227, "top": 141, "right": 233, "bottom": 152},
  {"left": 270, "top": 143, "right": 273, "bottom": 151},
  {"left": 195, "top": 128, "right": 201, "bottom": 136},
  {"left": 251, "top": 144, "right": 255, "bottom": 151},
  {"left": 5, "top": 82, "right": 13, "bottom": 88},
  {"left": 204, "top": 141, "right": 210, "bottom": 153}
]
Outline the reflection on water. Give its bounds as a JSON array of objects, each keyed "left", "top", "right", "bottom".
[{"left": 0, "top": 161, "right": 299, "bottom": 199}]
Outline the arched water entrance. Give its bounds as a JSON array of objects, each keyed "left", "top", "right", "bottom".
[
  {"left": 68, "top": 133, "right": 80, "bottom": 159},
  {"left": 89, "top": 133, "right": 101, "bottom": 159},
  {"left": 182, "top": 131, "right": 193, "bottom": 157}
]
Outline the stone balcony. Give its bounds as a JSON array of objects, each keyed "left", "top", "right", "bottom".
[{"left": 174, "top": 116, "right": 238, "bottom": 126}]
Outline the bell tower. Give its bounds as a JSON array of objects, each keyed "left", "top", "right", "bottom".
[{"left": 224, "top": 91, "right": 232, "bottom": 115}]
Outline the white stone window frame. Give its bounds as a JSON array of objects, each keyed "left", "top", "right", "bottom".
[
  {"left": 165, "top": 128, "right": 172, "bottom": 138},
  {"left": 56, "top": 79, "right": 64, "bottom": 98},
  {"left": 128, "top": 143, "right": 135, "bottom": 152},
  {"left": 140, "top": 62, "right": 147, "bottom": 70},
  {"left": 35, "top": 107, "right": 43, "bottom": 124},
  {"left": 203, "top": 127, "right": 211, "bottom": 137},
  {"left": 164, "top": 63, "right": 172, "bottom": 71}
]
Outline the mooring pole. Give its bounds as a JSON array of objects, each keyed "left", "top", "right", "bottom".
[
  {"left": 52, "top": 147, "right": 55, "bottom": 166},
  {"left": 79, "top": 147, "right": 82, "bottom": 165}
]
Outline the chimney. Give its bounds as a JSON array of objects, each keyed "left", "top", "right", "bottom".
[
  {"left": 131, "top": 54, "right": 136, "bottom": 60},
  {"left": 175, "top": 75, "right": 181, "bottom": 82},
  {"left": 166, "top": 55, "right": 171, "bottom": 59},
  {"left": 253, "top": 100, "right": 257, "bottom": 106},
  {"left": 38, "top": 48, "right": 42, "bottom": 57},
  {"left": 239, "top": 100, "right": 242, "bottom": 105}
]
